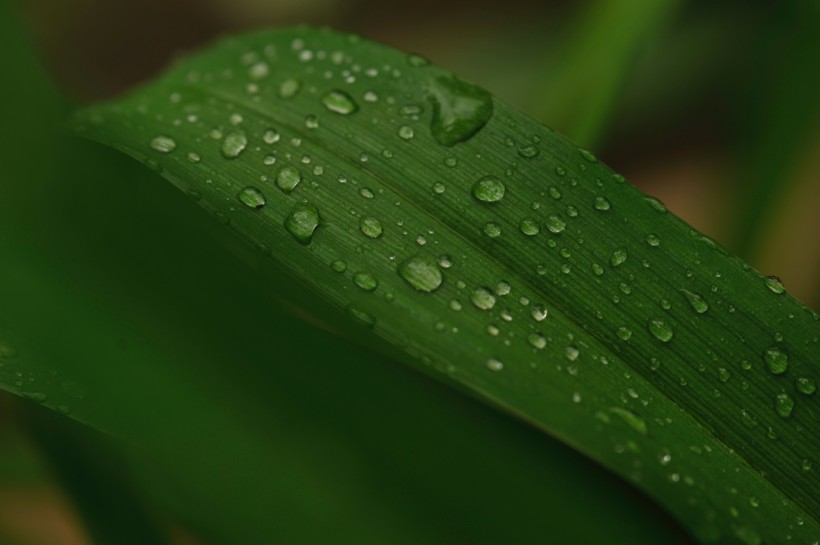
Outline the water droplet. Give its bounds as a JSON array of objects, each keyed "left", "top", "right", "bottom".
[
  {"left": 681, "top": 289, "right": 709, "bottom": 313},
  {"left": 774, "top": 393, "right": 794, "bottom": 417},
  {"left": 304, "top": 115, "right": 319, "bottom": 129},
  {"left": 398, "top": 254, "right": 443, "bottom": 292},
  {"left": 617, "top": 327, "right": 633, "bottom": 341},
  {"left": 432, "top": 182, "right": 446, "bottom": 194},
  {"left": 398, "top": 125, "right": 415, "bottom": 140},
  {"left": 353, "top": 271, "right": 378, "bottom": 291},
  {"left": 285, "top": 203, "right": 320, "bottom": 244},
  {"left": 648, "top": 318, "right": 673, "bottom": 342},
  {"left": 645, "top": 233, "right": 661, "bottom": 246},
  {"left": 531, "top": 304, "right": 547, "bottom": 321},
  {"left": 528, "top": 333, "right": 546, "bottom": 350},
  {"left": 263, "top": 128, "right": 281, "bottom": 144},
  {"left": 279, "top": 78, "right": 301, "bottom": 99},
  {"left": 802, "top": 459, "right": 813, "bottom": 471},
  {"left": 592, "top": 263, "right": 604, "bottom": 276},
  {"left": 519, "top": 218, "right": 540, "bottom": 236},
  {"left": 566, "top": 345, "right": 580, "bottom": 361},
  {"left": 593, "top": 196, "right": 611, "bottom": 211},
  {"left": 221, "top": 131, "right": 248, "bottom": 158},
  {"left": 472, "top": 176, "right": 505, "bottom": 203},
  {"left": 763, "top": 346, "right": 788, "bottom": 374},
  {"left": 579, "top": 149, "right": 598, "bottom": 162},
  {"left": 545, "top": 215, "right": 566, "bottom": 234},
  {"left": 548, "top": 186, "right": 562, "bottom": 199},
  {"left": 471, "top": 287, "right": 496, "bottom": 310},
  {"left": 644, "top": 196, "right": 667, "bottom": 213},
  {"left": 237, "top": 186, "right": 266, "bottom": 209},
  {"left": 359, "top": 217, "right": 383, "bottom": 238},
  {"left": 347, "top": 304, "right": 375, "bottom": 327},
  {"left": 483, "top": 222, "right": 502, "bottom": 238},
  {"left": 765, "top": 275, "right": 785, "bottom": 294},
  {"left": 150, "top": 135, "right": 176, "bottom": 153},
  {"left": 518, "top": 145, "right": 539, "bottom": 158},
  {"left": 248, "top": 62, "right": 270, "bottom": 80},
  {"left": 610, "top": 408, "right": 647, "bottom": 435},
  {"left": 610, "top": 249, "right": 628, "bottom": 267},
  {"left": 187, "top": 152, "right": 201, "bottom": 163},
  {"left": 486, "top": 358, "right": 504, "bottom": 372},
  {"left": 796, "top": 377, "right": 816, "bottom": 395},
  {"left": 331, "top": 260, "right": 347, "bottom": 273},
  {"left": 276, "top": 166, "right": 302, "bottom": 193},
  {"left": 428, "top": 76, "right": 493, "bottom": 146},
  {"left": 322, "top": 89, "right": 358, "bottom": 115}
]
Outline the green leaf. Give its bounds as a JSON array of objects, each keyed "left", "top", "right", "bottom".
[{"left": 71, "top": 28, "right": 818, "bottom": 544}]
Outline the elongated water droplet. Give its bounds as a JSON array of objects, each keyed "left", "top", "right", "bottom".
[
  {"left": 774, "top": 393, "right": 794, "bottom": 417},
  {"left": 579, "top": 149, "right": 597, "bottom": 162},
  {"left": 285, "top": 203, "right": 319, "bottom": 244},
  {"left": 648, "top": 318, "right": 673, "bottom": 342},
  {"left": 428, "top": 75, "right": 493, "bottom": 146},
  {"left": 353, "top": 271, "right": 378, "bottom": 292},
  {"left": 276, "top": 166, "right": 302, "bottom": 193},
  {"left": 610, "top": 249, "right": 628, "bottom": 267},
  {"left": 221, "top": 131, "right": 248, "bottom": 158},
  {"left": 528, "top": 333, "right": 546, "bottom": 349},
  {"left": 765, "top": 275, "right": 785, "bottom": 294},
  {"left": 150, "top": 135, "right": 176, "bottom": 153},
  {"left": 472, "top": 176, "right": 505, "bottom": 203},
  {"left": 681, "top": 289, "right": 709, "bottom": 313},
  {"left": 322, "top": 89, "right": 358, "bottom": 115},
  {"left": 486, "top": 358, "right": 504, "bottom": 371},
  {"left": 359, "top": 217, "right": 383, "bottom": 238},
  {"left": 471, "top": 287, "right": 496, "bottom": 310},
  {"left": 610, "top": 407, "right": 647, "bottom": 435},
  {"left": 644, "top": 196, "right": 667, "bottom": 213},
  {"left": 347, "top": 304, "right": 375, "bottom": 327},
  {"left": 545, "top": 215, "right": 566, "bottom": 234},
  {"left": 398, "top": 254, "right": 443, "bottom": 293},
  {"left": 763, "top": 346, "right": 788, "bottom": 374},
  {"left": 237, "top": 187, "right": 266, "bottom": 209}
]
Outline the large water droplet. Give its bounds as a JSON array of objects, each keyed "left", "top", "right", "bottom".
[
  {"left": 428, "top": 76, "right": 493, "bottom": 146},
  {"left": 648, "top": 318, "right": 673, "bottom": 342},
  {"left": 237, "top": 186, "right": 266, "bottom": 209},
  {"left": 359, "top": 217, "right": 383, "bottom": 238},
  {"left": 398, "top": 254, "right": 443, "bottom": 293},
  {"left": 263, "top": 128, "right": 281, "bottom": 144},
  {"left": 545, "top": 215, "right": 566, "bottom": 234},
  {"left": 531, "top": 304, "right": 547, "bottom": 321},
  {"left": 471, "top": 287, "right": 496, "bottom": 310},
  {"left": 681, "top": 289, "right": 709, "bottom": 314},
  {"left": 276, "top": 166, "right": 302, "bottom": 193},
  {"left": 764, "top": 275, "right": 785, "bottom": 294},
  {"left": 150, "top": 135, "right": 176, "bottom": 153},
  {"left": 221, "top": 131, "right": 248, "bottom": 158},
  {"left": 353, "top": 271, "right": 378, "bottom": 292},
  {"left": 774, "top": 393, "right": 794, "bottom": 417},
  {"left": 763, "top": 346, "right": 788, "bottom": 374},
  {"left": 610, "top": 249, "right": 628, "bottom": 267},
  {"left": 285, "top": 203, "right": 320, "bottom": 244},
  {"left": 519, "top": 218, "right": 540, "bottom": 236},
  {"left": 472, "top": 176, "right": 505, "bottom": 203},
  {"left": 484, "top": 222, "right": 502, "bottom": 238},
  {"left": 322, "top": 89, "right": 358, "bottom": 115},
  {"left": 593, "top": 197, "right": 611, "bottom": 211}
]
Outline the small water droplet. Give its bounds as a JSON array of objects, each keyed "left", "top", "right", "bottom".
[
  {"left": 276, "top": 166, "right": 302, "bottom": 193},
  {"left": 331, "top": 260, "right": 347, "bottom": 273},
  {"left": 187, "top": 152, "right": 201, "bottom": 163},
  {"left": 150, "top": 135, "right": 176, "bottom": 153},
  {"left": 528, "top": 333, "right": 546, "bottom": 350},
  {"left": 221, "top": 131, "right": 248, "bottom": 158},
  {"left": 432, "top": 182, "right": 446, "bottom": 194},
  {"left": 472, "top": 176, "right": 505, "bottom": 203},
  {"left": 518, "top": 145, "right": 539, "bottom": 158},
  {"left": 398, "top": 125, "right": 415, "bottom": 140},
  {"left": 347, "top": 304, "right": 375, "bottom": 327},
  {"left": 470, "top": 287, "right": 496, "bottom": 310},
  {"left": 237, "top": 186, "right": 266, "bottom": 209},
  {"left": 648, "top": 318, "right": 673, "bottom": 342},
  {"left": 617, "top": 327, "right": 633, "bottom": 341},
  {"left": 285, "top": 203, "right": 320, "bottom": 244},
  {"left": 428, "top": 76, "right": 493, "bottom": 146},
  {"left": 645, "top": 233, "right": 661, "bottom": 246},
  {"left": 484, "top": 222, "right": 502, "bottom": 238},
  {"left": 486, "top": 358, "right": 504, "bottom": 372},
  {"left": 566, "top": 345, "right": 580, "bottom": 361},
  {"left": 248, "top": 61, "right": 270, "bottom": 80},
  {"left": 593, "top": 196, "right": 611, "bottom": 211},
  {"left": 322, "top": 89, "right": 358, "bottom": 114},
  {"left": 279, "top": 78, "right": 301, "bottom": 99},
  {"left": 610, "top": 249, "right": 628, "bottom": 267},
  {"left": 531, "top": 304, "right": 547, "bottom": 321},
  {"left": 610, "top": 408, "right": 647, "bottom": 435},
  {"left": 763, "top": 346, "right": 788, "bottom": 374},
  {"left": 263, "top": 128, "right": 281, "bottom": 144},
  {"left": 353, "top": 271, "right": 378, "bottom": 292},
  {"left": 765, "top": 275, "right": 785, "bottom": 294},
  {"left": 774, "top": 392, "right": 794, "bottom": 417},
  {"left": 519, "top": 218, "right": 540, "bottom": 236},
  {"left": 545, "top": 215, "right": 566, "bottom": 234},
  {"left": 359, "top": 217, "right": 383, "bottom": 238},
  {"left": 579, "top": 149, "right": 598, "bottom": 162},
  {"left": 398, "top": 254, "right": 443, "bottom": 293},
  {"left": 681, "top": 289, "right": 709, "bottom": 314},
  {"left": 796, "top": 377, "right": 816, "bottom": 395}
]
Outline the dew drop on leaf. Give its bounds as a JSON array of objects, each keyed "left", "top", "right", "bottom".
[
  {"left": 398, "top": 125, "right": 415, "bottom": 140},
  {"left": 279, "top": 78, "right": 301, "bottom": 99},
  {"left": 470, "top": 287, "right": 496, "bottom": 310},
  {"left": 645, "top": 233, "right": 661, "bottom": 247},
  {"left": 593, "top": 196, "right": 611, "bottom": 211},
  {"left": 681, "top": 289, "right": 709, "bottom": 314},
  {"left": 150, "top": 135, "right": 176, "bottom": 153},
  {"left": 331, "top": 260, "right": 347, "bottom": 273},
  {"left": 764, "top": 275, "right": 785, "bottom": 294},
  {"left": 428, "top": 75, "right": 493, "bottom": 146},
  {"left": 774, "top": 393, "right": 794, "bottom": 418},
  {"left": 484, "top": 222, "right": 502, "bottom": 238},
  {"left": 763, "top": 346, "right": 788, "bottom": 374},
  {"left": 545, "top": 215, "right": 566, "bottom": 234},
  {"left": 610, "top": 407, "right": 648, "bottom": 435},
  {"left": 353, "top": 271, "right": 378, "bottom": 291},
  {"left": 648, "top": 318, "right": 673, "bottom": 342},
  {"left": 221, "top": 131, "right": 248, "bottom": 159},
  {"left": 528, "top": 333, "right": 546, "bottom": 350},
  {"left": 796, "top": 377, "right": 816, "bottom": 395},
  {"left": 610, "top": 249, "right": 628, "bottom": 267},
  {"left": 347, "top": 304, "right": 375, "bottom": 327},
  {"left": 263, "top": 128, "right": 281, "bottom": 144},
  {"left": 284, "top": 203, "right": 319, "bottom": 244},
  {"left": 519, "top": 218, "right": 540, "bottom": 236},
  {"left": 276, "top": 166, "right": 302, "bottom": 193},
  {"left": 397, "top": 254, "right": 443, "bottom": 293},
  {"left": 644, "top": 196, "right": 667, "bottom": 213},
  {"left": 237, "top": 186, "right": 266, "bottom": 209},
  {"left": 322, "top": 89, "right": 358, "bottom": 115},
  {"left": 359, "top": 217, "right": 383, "bottom": 239},
  {"left": 247, "top": 62, "right": 270, "bottom": 80},
  {"left": 472, "top": 176, "right": 505, "bottom": 203},
  {"left": 531, "top": 304, "right": 547, "bottom": 321}
]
